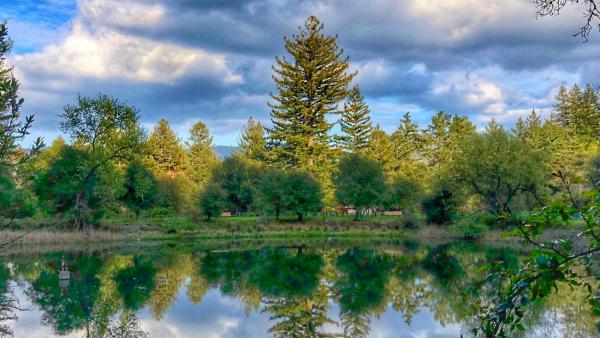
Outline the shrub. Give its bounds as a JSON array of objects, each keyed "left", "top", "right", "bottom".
[
  {"left": 422, "top": 189, "right": 457, "bottom": 225},
  {"left": 449, "top": 213, "right": 489, "bottom": 239}
]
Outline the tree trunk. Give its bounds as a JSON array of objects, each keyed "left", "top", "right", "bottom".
[
  {"left": 354, "top": 207, "right": 361, "bottom": 221},
  {"left": 297, "top": 212, "right": 304, "bottom": 223}
]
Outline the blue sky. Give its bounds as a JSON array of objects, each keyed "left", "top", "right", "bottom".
[{"left": 2, "top": 0, "right": 599, "bottom": 146}]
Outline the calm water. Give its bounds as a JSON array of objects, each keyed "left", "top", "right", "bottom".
[{"left": 0, "top": 238, "right": 595, "bottom": 338}]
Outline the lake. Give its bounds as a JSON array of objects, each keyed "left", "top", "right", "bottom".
[{"left": 0, "top": 238, "right": 594, "bottom": 338}]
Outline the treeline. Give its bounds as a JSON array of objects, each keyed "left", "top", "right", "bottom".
[{"left": 2, "top": 18, "right": 600, "bottom": 231}]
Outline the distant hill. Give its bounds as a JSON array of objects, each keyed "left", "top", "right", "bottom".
[{"left": 214, "top": 146, "right": 239, "bottom": 159}]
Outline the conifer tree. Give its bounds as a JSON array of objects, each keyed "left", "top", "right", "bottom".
[
  {"left": 390, "top": 113, "right": 426, "bottom": 180},
  {"left": 239, "top": 117, "right": 266, "bottom": 162},
  {"left": 186, "top": 121, "right": 218, "bottom": 187},
  {"left": 336, "top": 85, "right": 372, "bottom": 153},
  {"left": 365, "top": 125, "right": 395, "bottom": 175},
  {"left": 147, "top": 119, "right": 188, "bottom": 175},
  {"left": 267, "top": 16, "right": 355, "bottom": 169},
  {"left": 553, "top": 83, "right": 600, "bottom": 139},
  {"left": 0, "top": 22, "right": 43, "bottom": 167},
  {"left": 423, "top": 111, "right": 475, "bottom": 173}
]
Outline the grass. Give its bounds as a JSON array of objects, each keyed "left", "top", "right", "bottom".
[{"left": 3, "top": 213, "right": 582, "bottom": 245}]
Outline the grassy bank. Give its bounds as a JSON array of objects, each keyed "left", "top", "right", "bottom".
[{"left": 2, "top": 214, "right": 583, "bottom": 245}]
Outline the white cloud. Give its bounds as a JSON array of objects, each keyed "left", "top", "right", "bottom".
[{"left": 12, "top": 20, "right": 242, "bottom": 86}]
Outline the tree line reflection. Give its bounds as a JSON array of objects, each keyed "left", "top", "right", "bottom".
[{"left": 0, "top": 241, "right": 596, "bottom": 337}]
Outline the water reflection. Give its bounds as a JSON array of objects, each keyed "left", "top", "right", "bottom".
[{"left": 0, "top": 239, "right": 595, "bottom": 337}]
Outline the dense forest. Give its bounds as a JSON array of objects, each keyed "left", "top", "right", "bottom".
[{"left": 2, "top": 12, "right": 600, "bottom": 338}]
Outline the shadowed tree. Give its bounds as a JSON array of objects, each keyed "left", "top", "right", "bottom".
[
  {"left": 334, "top": 154, "right": 386, "bottom": 220},
  {"left": 121, "top": 160, "right": 158, "bottom": 218}
]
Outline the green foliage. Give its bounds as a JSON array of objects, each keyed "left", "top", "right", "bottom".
[
  {"left": 267, "top": 16, "right": 354, "bottom": 169},
  {"left": 448, "top": 213, "right": 489, "bottom": 239},
  {"left": 155, "top": 174, "right": 194, "bottom": 213},
  {"left": 210, "top": 154, "right": 257, "bottom": 214},
  {"left": 422, "top": 111, "right": 475, "bottom": 175},
  {"left": 57, "top": 94, "right": 144, "bottom": 229},
  {"left": 553, "top": 84, "right": 600, "bottom": 140},
  {"left": 334, "top": 248, "right": 393, "bottom": 314},
  {"left": 384, "top": 178, "right": 422, "bottom": 212},
  {"left": 0, "top": 175, "right": 34, "bottom": 222},
  {"left": 114, "top": 256, "right": 156, "bottom": 310},
  {"left": 0, "top": 22, "right": 43, "bottom": 167},
  {"left": 449, "top": 122, "right": 548, "bottom": 218},
  {"left": 27, "top": 254, "right": 103, "bottom": 335},
  {"left": 422, "top": 189, "right": 457, "bottom": 225},
  {"left": 198, "top": 183, "right": 227, "bottom": 221},
  {"left": 335, "top": 85, "right": 372, "bottom": 153},
  {"left": 280, "top": 171, "right": 323, "bottom": 222},
  {"left": 34, "top": 147, "right": 102, "bottom": 226},
  {"left": 147, "top": 119, "right": 188, "bottom": 175},
  {"left": 239, "top": 116, "right": 267, "bottom": 163},
  {"left": 254, "top": 168, "right": 288, "bottom": 220},
  {"left": 390, "top": 112, "right": 427, "bottom": 181},
  {"left": 186, "top": 121, "right": 217, "bottom": 187},
  {"left": 334, "top": 154, "right": 386, "bottom": 220},
  {"left": 121, "top": 160, "right": 158, "bottom": 217},
  {"left": 252, "top": 249, "right": 324, "bottom": 298},
  {"left": 365, "top": 125, "right": 395, "bottom": 175}
]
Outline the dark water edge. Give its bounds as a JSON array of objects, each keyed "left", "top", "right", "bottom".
[{"left": 0, "top": 238, "right": 595, "bottom": 338}]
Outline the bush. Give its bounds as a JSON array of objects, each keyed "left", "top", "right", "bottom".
[
  {"left": 449, "top": 213, "right": 489, "bottom": 239},
  {"left": 422, "top": 189, "right": 456, "bottom": 225}
]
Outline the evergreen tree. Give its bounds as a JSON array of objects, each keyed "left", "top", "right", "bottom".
[
  {"left": 423, "top": 111, "right": 475, "bottom": 173},
  {"left": 238, "top": 116, "right": 266, "bottom": 162},
  {"left": 365, "top": 125, "right": 395, "bottom": 175},
  {"left": 267, "top": 16, "right": 355, "bottom": 169},
  {"left": 390, "top": 113, "right": 426, "bottom": 181},
  {"left": 147, "top": 119, "right": 188, "bottom": 175},
  {"left": 335, "top": 85, "right": 372, "bottom": 153},
  {"left": 553, "top": 83, "right": 600, "bottom": 139},
  {"left": 0, "top": 22, "right": 43, "bottom": 167},
  {"left": 186, "top": 121, "right": 217, "bottom": 187}
]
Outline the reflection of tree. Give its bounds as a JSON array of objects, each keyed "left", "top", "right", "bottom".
[
  {"left": 96, "top": 311, "right": 148, "bottom": 338},
  {"left": 0, "top": 262, "right": 21, "bottom": 337},
  {"left": 201, "top": 251, "right": 257, "bottom": 295},
  {"left": 334, "top": 248, "right": 392, "bottom": 337},
  {"left": 114, "top": 256, "right": 156, "bottom": 311},
  {"left": 339, "top": 311, "right": 370, "bottom": 338},
  {"left": 264, "top": 285, "right": 333, "bottom": 338},
  {"left": 26, "top": 254, "right": 103, "bottom": 335},
  {"left": 185, "top": 269, "right": 208, "bottom": 305},
  {"left": 147, "top": 254, "right": 192, "bottom": 319},
  {"left": 252, "top": 248, "right": 323, "bottom": 298},
  {"left": 387, "top": 274, "right": 431, "bottom": 326}
]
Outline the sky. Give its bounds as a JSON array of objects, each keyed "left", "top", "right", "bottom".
[{"left": 1, "top": 0, "right": 599, "bottom": 146}]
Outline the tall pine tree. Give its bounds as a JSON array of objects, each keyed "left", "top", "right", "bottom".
[
  {"left": 239, "top": 116, "right": 267, "bottom": 162},
  {"left": 553, "top": 83, "right": 600, "bottom": 139},
  {"left": 186, "top": 121, "right": 218, "bottom": 187},
  {"left": 267, "top": 16, "right": 355, "bottom": 170},
  {"left": 335, "top": 85, "right": 372, "bottom": 153},
  {"left": 147, "top": 119, "right": 188, "bottom": 175}
]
